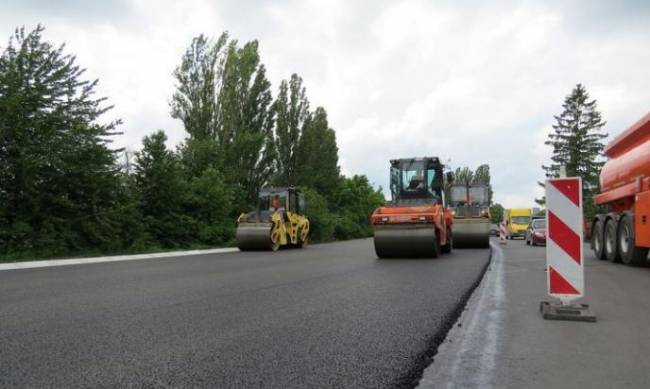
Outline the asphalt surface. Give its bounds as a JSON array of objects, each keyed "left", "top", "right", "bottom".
[
  {"left": 0, "top": 238, "right": 490, "bottom": 389},
  {"left": 420, "top": 238, "right": 650, "bottom": 389}
]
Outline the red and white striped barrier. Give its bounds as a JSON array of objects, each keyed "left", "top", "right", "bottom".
[
  {"left": 499, "top": 222, "right": 507, "bottom": 244},
  {"left": 545, "top": 177, "right": 584, "bottom": 303}
]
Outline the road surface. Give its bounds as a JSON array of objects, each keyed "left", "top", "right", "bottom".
[
  {"left": 419, "top": 238, "right": 650, "bottom": 389},
  {"left": 0, "top": 239, "right": 490, "bottom": 388}
]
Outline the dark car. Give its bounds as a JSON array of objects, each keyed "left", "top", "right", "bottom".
[{"left": 525, "top": 219, "right": 546, "bottom": 246}]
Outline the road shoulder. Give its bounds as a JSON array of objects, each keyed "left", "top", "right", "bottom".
[{"left": 418, "top": 238, "right": 650, "bottom": 389}]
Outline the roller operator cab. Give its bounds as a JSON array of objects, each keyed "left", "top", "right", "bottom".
[
  {"left": 591, "top": 112, "right": 650, "bottom": 266},
  {"left": 236, "top": 187, "right": 310, "bottom": 251},
  {"left": 449, "top": 183, "right": 491, "bottom": 248},
  {"left": 370, "top": 157, "right": 454, "bottom": 258}
]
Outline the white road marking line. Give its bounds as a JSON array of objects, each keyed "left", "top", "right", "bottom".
[{"left": 0, "top": 248, "right": 239, "bottom": 271}]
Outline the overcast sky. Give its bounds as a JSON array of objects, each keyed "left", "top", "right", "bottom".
[{"left": 2, "top": 0, "right": 650, "bottom": 207}]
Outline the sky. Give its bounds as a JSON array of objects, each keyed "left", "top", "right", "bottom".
[{"left": 2, "top": 0, "right": 650, "bottom": 207}]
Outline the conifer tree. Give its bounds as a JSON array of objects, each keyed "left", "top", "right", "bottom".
[
  {"left": 537, "top": 84, "right": 607, "bottom": 218},
  {"left": 0, "top": 25, "right": 123, "bottom": 256}
]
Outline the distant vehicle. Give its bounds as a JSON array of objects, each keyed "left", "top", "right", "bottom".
[
  {"left": 504, "top": 208, "right": 532, "bottom": 239},
  {"left": 591, "top": 112, "right": 650, "bottom": 266},
  {"left": 525, "top": 218, "right": 546, "bottom": 246},
  {"left": 489, "top": 223, "right": 499, "bottom": 236}
]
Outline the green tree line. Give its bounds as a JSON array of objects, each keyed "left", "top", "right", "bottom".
[{"left": 0, "top": 26, "right": 383, "bottom": 261}]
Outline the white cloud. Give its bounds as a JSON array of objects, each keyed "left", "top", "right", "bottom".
[{"left": 2, "top": 0, "right": 650, "bottom": 208}]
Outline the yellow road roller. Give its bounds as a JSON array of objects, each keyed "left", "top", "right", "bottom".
[{"left": 236, "top": 187, "right": 310, "bottom": 251}]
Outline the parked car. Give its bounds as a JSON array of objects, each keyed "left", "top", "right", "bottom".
[
  {"left": 489, "top": 223, "right": 499, "bottom": 236},
  {"left": 525, "top": 218, "right": 546, "bottom": 246}
]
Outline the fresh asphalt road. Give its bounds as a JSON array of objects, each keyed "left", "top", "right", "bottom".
[{"left": 0, "top": 239, "right": 490, "bottom": 389}]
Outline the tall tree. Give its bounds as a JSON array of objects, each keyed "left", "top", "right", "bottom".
[
  {"left": 134, "top": 131, "right": 190, "bottom": 247},
  {"left": 0, "top": 25, "right": 123, "bottom": 256},
  {"left": 295, "top": 107, "right": 341, "bottom": 200},
  {"left": 537, "top": 84, "right": 608, "bottom": 218},
  {"left": 171, "top": 33, "right": 228, "bottom": 141},
  {"left": 472, "top": 164, "right": 493, "bottom": 204},
  {"left": 273, "top": 73, "right": 309, "bottom": 186},
  {"left": 454, "top": 167, "right": 474, "bottom": 185},
  {"left": 171, "top": 34, "right": 275, "bottom": 210},
  {"left": 218, "top": 40, "right": 275, "bottom": 209}
]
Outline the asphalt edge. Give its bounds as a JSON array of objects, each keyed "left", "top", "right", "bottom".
[{"left": 393, "top": 245, "right": 494, "bottom": 389}]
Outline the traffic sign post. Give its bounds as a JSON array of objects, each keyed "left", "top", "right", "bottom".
[{"left": 540, "top": 177, "right": 596, "bottom": 322}]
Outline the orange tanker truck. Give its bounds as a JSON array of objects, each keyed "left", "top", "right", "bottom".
[
  {"left": 370, "top": 157, "right": 454, "bottom": 258},
  {"left": 591, "top": 112, "right": 650, "bottom": 266}
]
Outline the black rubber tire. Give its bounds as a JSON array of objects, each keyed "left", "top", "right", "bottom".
[
  {"left": 604, "top": 218, "right": 620, "bottom": 263},
  {"left": 441, "top": 229, "right": 452, "bottom": 254},
  {"left": 591, "top": 219, "right": 606, "bottom": 260},
  {"left": 618, "top": 215, "right": 649, "bottom": 266},
  {"left": 433, "top": 232, "right": 441, "bottom": 258}
]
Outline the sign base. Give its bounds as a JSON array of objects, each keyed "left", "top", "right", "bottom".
[{"left": 540, "top": 301, "right": 596, "bottom": 322}]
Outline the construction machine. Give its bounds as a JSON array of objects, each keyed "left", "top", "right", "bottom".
[
  {"left": 449, "top": 183, "right": 490, "bottom": 248},
  {"left": 370, "top": 157, "right": 454, "bottom": 258},
  {"left": 236, "top": 187, "right": 310, "bottom": 251}
]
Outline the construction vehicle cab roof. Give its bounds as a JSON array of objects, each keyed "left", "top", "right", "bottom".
[
  {"left": 259, "top": 187, "right": 300, "bottom": 196},
  {"left": 390, "top": 156, "right": 442, "bottom": 166}
]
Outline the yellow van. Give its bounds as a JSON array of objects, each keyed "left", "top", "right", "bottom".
[{"left": 505, "top": 208, "right": 532, "bottom": 239}]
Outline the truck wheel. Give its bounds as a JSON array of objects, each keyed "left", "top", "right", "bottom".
[
  {"left": 618, "top": 215, "right": 649, "bottom": 266},
  {"left": 591, "top": 219, "right": 606, "bottom": 260},
  {"left": 604, "top": 218, "right": 620, "bottom": 263}
]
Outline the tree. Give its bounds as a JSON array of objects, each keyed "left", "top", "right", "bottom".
[
  {"left": 332, "top": 175, "right": 385, "bottom": 239},
  {"left": 537, "top": 84, "right": 608, "bottom": 219},
  {"left": 171, "top": 34, "right": 275, "bottom": 210},
  {"left": 489, "top": 203, "right": 504, "bottom": 224},
  {"left": 186, "top": 167, "right": 234, "bottom": 245},
  {"left": 218, "top": 40, "right": 276, "bottom": 210},
  {"left": 0, "top": 25, "right": 124, "bottom": 257},
  {"left": 171, "top": 33, "right": 227, "bottom": 141},
  {"left": 302, "top": 188, "right": 335, "bottom": 242},
  {"left": 454, "top": 167, "right": 474, "bottom": 185},
  {"left": 273, "top": 74, "right": 310, "bottom": 187},
  {"left": 134, "top": 131, "right": 191, "bottom": 248},
  {"left": 472, "top": 164, "right": 493, "bottom": 204},
  {"left": 295, "top": 107, "right": 341, "bottom": 201}
]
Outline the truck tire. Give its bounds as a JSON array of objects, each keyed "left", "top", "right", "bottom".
[
  {"left": 604, "top": 218, "right": 620, "bottom": 263},
  {"left": 618, "top": 215, "right": 649, "bottom": 266},
  {"left": 591, "top": 219, "right": 606, "bottom": 260}
]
